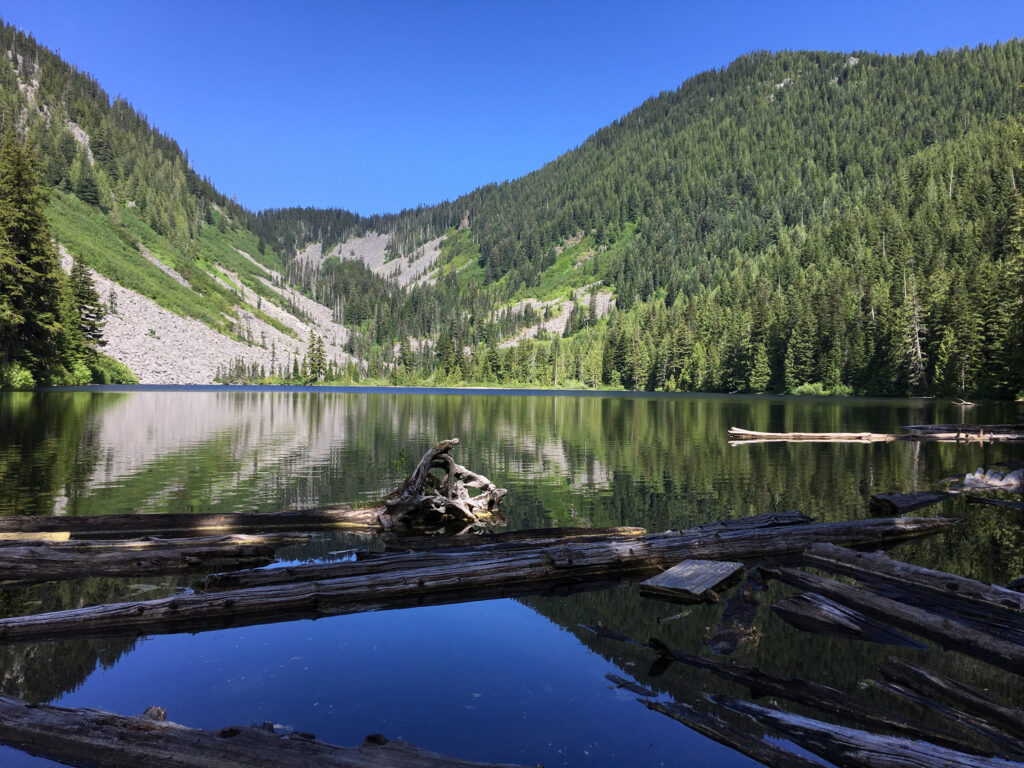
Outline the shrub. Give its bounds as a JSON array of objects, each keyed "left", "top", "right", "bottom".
[{"left": 0, "top": 363, "right": 36, "bottom": 390}]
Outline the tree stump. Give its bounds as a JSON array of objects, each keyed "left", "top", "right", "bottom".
[{"left": 379, "top": 439, "right": 507, "bottom": 531}]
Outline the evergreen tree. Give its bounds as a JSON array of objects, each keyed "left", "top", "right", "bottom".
[{"left": 69, "top": 256, "right": 106, "bottom": 349}]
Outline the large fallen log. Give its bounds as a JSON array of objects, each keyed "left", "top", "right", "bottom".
[
  {"left": 770, "top": 592, "right": 926, "bottom": 648},
  {"left": 644, "top": 699, "right": 823, "bottom": 768},
  {"left": 716, "top": 696, "right": 1021, "bottom": 768},
  {"left": 0, "top": 695, "right": 529, "bottom": 768},
  {"left": 729, "top": 424, "right": 1024, "bottom": 444},
  {"left": 0, "top": 534, "right": 312, "bottom": 586},
  {"left": 0, "top": 513, "right": 957, "bottom": 643},
  {"left": 869, "top": 491, "right": 950, "bottom": 515},
  {"left": 728, "top": 426, "right": 898, "bottom": 443},
  {"left": 0, "top": 533, "right": 310, "bottom": 551},
  {"left": 771, "top": 567, "right": 1024, "bottom": 675}
]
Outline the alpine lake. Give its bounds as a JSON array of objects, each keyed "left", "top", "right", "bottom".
[{"left": 0, "top": 386, "right": 1022, "bottom": 767}]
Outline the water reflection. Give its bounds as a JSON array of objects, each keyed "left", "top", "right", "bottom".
[{"left": 0, "top": 388, "right": 1021, "bottom": 767}]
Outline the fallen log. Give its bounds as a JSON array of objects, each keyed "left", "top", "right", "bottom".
[
  {"left": 385, "top": 525, "right": 646, "bottom": 552},
  {"left": 0, "top": 513, "right": 958, "bottom": 643},
  {"left": 804, "top": 543, "right": 1024, "bottom": 611},
  {"left": 771, "top": 567, "right": 1024, "bottom": 675},
  {"left": 0, "top": 695, "right": 529, "bottom": 768},
  {"left": 879, "top": 657, "right": 1024, "bottom": 743},
  {"left": 729, "top": 426, "right": 895, "bottom": 443},
  {"left": 869, "top": 491, "right": 950, "bottom": 515},
  {"left": 771, "top": 592, "right": 926, "bottom": 648},
  {"left": 0, "top": 533, "right": 310, "bottom": 551},
  {"left": 644, "top": 699, "right": 823, "bottom": 768},
  {"left": 716, "top": 696, "right": 1021, "bottom": 768},
  {"left": 729, "top": 424, "right": 1024, "bottom": 444},
  {"left": 646, "top": 638, "right": 972, "bottom": 751}
]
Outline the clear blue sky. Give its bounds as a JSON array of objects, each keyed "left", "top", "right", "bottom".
[{"left": 2, "top": 1, "right": 1022, "bottom": 215}]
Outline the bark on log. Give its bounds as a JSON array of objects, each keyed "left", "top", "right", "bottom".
[
  {"left": 771, "top": 567, "right": 1024, "bottom": 675},
  {"left": 771, "top": 592, "right": 927, "bottom": 648},
  {"left": 0, "top": 514, "right": 957, "bottom": 643},
  {"left": 880, "top": 657, "right": 1024, "bottom": 743},
  {"left": 0, "top": 695, "right": 530, "bottom": 768},
  {"left": 715, "top": 697, "right": 1022, "bottom": 768},
  {"left": 869, "top": 491, "right": 950, "bottom": 514},
  {"left": 644, "top": 699, "right": 824, "bottom": 768}
]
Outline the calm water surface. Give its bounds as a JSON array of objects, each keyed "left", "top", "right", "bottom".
[{"left": 0, "top": 387, "right": 1022, "bottom": 767}]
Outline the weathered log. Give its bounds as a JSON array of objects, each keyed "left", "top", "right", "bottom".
[
  {"left": 771, "top": 592, "right": 927, "bottom": 648},
  {"left": 771, "top": 567, "right": 1024, "bottom": 675},
  {"left": 804, "top": 543, "right": 1024, "bottom": 610},
  {"left": 880, "top": 657, "right": 1024, "bottom": 743},
  {"left": 380, "top": 439, "right": 506, "bottom": 530},
  {"left": 0, "top": 513, "right": 958, "bottom": 643},
  {"left": 729, "top": 424, "right": 1024, "bottom": 444},
  {"left": 0, "top": 695, "right": 529, "bottom": 768},
  {"left": 639, "top": 559, "right": 744, "bottom": 602},
  {"left": 869, "top": 491, "right": 950, "bottom": 514},
  {"left": 729, "top": 426, "right": 895, "bottom": 443},
  {"left": 716, "top": 697, "right": 1022, "bottom": 768},
  {"left": 0, "top": 533, "right": 310, "bottom": 551},
  {"left": 708, "top": 579, "right": 760, "bottom": 656},
  {"left": 0, "top": 506, "right": 380, "bottom": 539},
  {"left": 0, "top": 541, "right": 284, "bottom": 586},
  {"left": 644, "top": 699, "right": 824, "bottom": 768},
  {"left": 385, "top": 525, "right": 646, "bottom": 552},
  {"left": 646, "top": 638, "right": 972, "bottom": 751}
]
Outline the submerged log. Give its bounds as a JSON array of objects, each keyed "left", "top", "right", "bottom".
[
  {"left": 880, "top": 657, "right": 1024, "bottom": 743},
  {"left": 966, "top": 495, "right": 1024, "bottom": 511},
  {"left": 771, "top": 567, "right": 1024, "bottom": 675},
  {"left": 708, "top": 579, "right": 760, "bottom": 656},
  {"left": 869, "top": 491, "right": 950, "bottom": 515},
  {"left": 771, "top": 592, "right": 926, "bottom": 648},
  {"left": 716, "top": 697, "right": 1020, "bottom": 768},
  {"left": 0, "top": 513, "right": 958, "bottom": 643},
  {"left": 802, "top": 543, "right": 1024, "bottom": 623},
  {"left": 638, "top": 559, "right": 743, "bottom": 602},
  {"left": 644, "top": 699, "right": 823, "bottom": 768},
  {"left": 0, "top": 695, "right": 529, "bottom": 768}
]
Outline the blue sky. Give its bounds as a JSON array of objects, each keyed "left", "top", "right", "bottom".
[{"left": 2, "top": 1, "right": 1022, "bottom": 215}]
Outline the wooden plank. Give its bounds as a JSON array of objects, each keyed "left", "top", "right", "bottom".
[
  {"left": 771, "top": 592, "right": 927, "bottom": 648},
  {"left": 716, "top": 697, "right": 1021, "bottom": 768},
  {"left": 639, "top": 559, "right": 743, "bottom": 601},
  {"left": 0, "top": 514, "right": 959, "bottom": 644},
  {"left": 869, "top": 491, "right": 950, "bottom": 514},
  {"left": 0, "top": 695, "right": 528, "bottom": 768}
]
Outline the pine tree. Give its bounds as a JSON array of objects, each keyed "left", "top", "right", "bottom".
[
  {"left": 0, "top": 128, "right": 65, "bottom": 379},
  {"left": 69, "top": 256, "right": 106, "bottom": 348}
]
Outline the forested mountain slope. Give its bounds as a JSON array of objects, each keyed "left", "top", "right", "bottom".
[
  {"left": 0, "top": 22, "right": 355, "bottom": 385},
  {"left": 257, "top": 43, "right": 1024, "bottom": 397}
]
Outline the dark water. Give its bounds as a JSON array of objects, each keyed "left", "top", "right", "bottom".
[{"left": 0, "top": 387, "right": 1022, "bottom": 767}]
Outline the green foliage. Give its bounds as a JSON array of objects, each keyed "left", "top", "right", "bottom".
[{"left": 0, "top": 361, "right": 35, "bottom": 389}]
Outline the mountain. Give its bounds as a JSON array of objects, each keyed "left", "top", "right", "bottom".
[{"left": 1, "top": 20, "right": 1022, "bottom": 396}]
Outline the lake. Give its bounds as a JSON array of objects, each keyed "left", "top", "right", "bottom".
[{"left": 1, "top": 387, "right": 1022, "bottom": 766}]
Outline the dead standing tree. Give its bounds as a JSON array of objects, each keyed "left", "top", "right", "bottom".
[{"left": 379, "top": 439, "right": 507, "bottom": 532}]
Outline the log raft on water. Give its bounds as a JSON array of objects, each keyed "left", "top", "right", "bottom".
[
  {"left": 0, "top": 512, "right": 958, "bottom": 643},
  {"left": 0, "top": 695, "right": 530, "bottom": 768}
]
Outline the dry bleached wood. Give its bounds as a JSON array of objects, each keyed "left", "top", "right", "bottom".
[
  {"left": 716, "top": 696, "right": 1022, "bottom": 768},
  {"left": 729, "top": 424, "right": 1024, "bottom": 444},
  {"left": 0, "top": 695, "right": 529, "bottom": 768},
  {"left": 0, "top": 513, "right": 958, "bottom": 643},
  {"left": 380, "top": 439, "right": 507, "bottom": 530},
  {"left": 639, "top": 559, "right": 743, "bottom": 602}
]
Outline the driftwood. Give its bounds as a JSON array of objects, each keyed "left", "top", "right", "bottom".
[
  {"left": 644, "top": 699, "right": 824, "bottom": 768},
  {"left": 0, "top": 513, "right": 958, "bottom": 643},
  {"left": 771, "top": 567, "right": 1024, "bottom": 675},
  {"left": 869, "top": 491, "right": 950, "bottom": 514},
  {"left": 771, "top": 592, "right": 926, "bottom": 648},
  {"left": 0, "top": 695, "right": 529, "bottom": 768},
  {"left": 380, "top": 439, "right": 506, "bottom": 530},
  {"left": 638, "top": 559, "right": 743, "bottom": 602},
  {"left": 962, "top": 468, "right": 1024, "bottom": 490},
  {"left": 708, "top": 579, "right": 760, "bottom": 656},
  {"left": 716, "top": 696, "right": 1021, "bottom": 768},
  {"left": 880, "top": 657, "right": 1024, "bottom": 743},
  {"left": 0, "top": 534, "right": 310, "bottom": 586},
  {"left": 729, "top": 424, "right": 1024, "bottom": 445}
]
